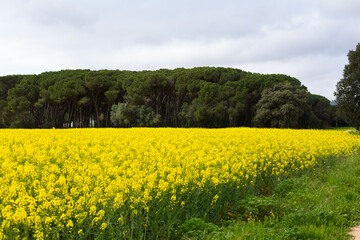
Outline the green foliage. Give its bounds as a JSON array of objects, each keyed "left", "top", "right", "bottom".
[
  {"left": 335, "top": 42, "right": 360, "bottom": 129},
  {"left": 187, "top": 152, "right": 360, "bottom": 240},
  {"left": 234, "top": 196, "right": 283, "bottom": 222},
  {"left": 0, "top": 75, "right": 23, "bottom": 127},
  {"left": 179, "top": 218, "right": 220, "bottom": 239},
  {"left": 253, "top": 82, "right": 308, "bottom": 128},
  {"left": 0, "top": 67, "right": 337, "bottom": 129},
  {"left": 302, "top": 94, "right": 334, "bottom": 129},
  {"left": 110, "top": 103, "right": 161, "bottom": 127}
]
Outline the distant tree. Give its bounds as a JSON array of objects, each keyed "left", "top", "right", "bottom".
[
  {"left": 110, "top": 103, "right": 160, "bottom": 127},
  {"left": 329, "top": 104, "right": 348, "bottom": 128},
  {"left": 0, "top": 67, "right": 335, "bottom": 129},
  {"left": 298, "top": 94, "right": 333, "bottom": 129},
  {"left": 309, "top": 94, "right": 332, "bottom": 128},
  {"left": 6, "top": 75, "right": 39, "bottom": 128},
  {"left": 84, "top": 70, "right": 114, "bottom": 127},
  {"left": 136, "top": 105, "right": 161, "bottom": 127},
  {"left": 253, "top": 83, "right": 308, "bottom": 128},
  {"left": 237, "top": 73, "right": 304, "bottom": 126},
  {"left": 0, "top": 75, "right": 23, "bottom": 127},
  {"left": 334, "top": 43, "right": 360, "bottom": 130}
]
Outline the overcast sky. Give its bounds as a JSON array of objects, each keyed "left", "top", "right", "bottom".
[{"left": 1, "top": 0, "right": 359, "bottom": 100}]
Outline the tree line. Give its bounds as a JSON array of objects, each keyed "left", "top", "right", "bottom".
[{"left": 0, "top": 67, "right": 345, "bottom": 129}]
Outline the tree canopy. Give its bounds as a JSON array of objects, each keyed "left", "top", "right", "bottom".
[
  {"left": 0, "top": 67, "right": 339, "bottom": 129},
  {"left": 335, "top": 43, "right": 360, "bottom": 130},
  {"left": 252, "top": 83, "right": 308, "bottom": 128}
]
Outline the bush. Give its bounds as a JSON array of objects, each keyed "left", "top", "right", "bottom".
[{"left": 110, "top": 103, "right": 161, "bottom": 127}]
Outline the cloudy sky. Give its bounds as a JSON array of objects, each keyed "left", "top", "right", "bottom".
[{"left": 1, "top": 0, "right": 359, "bottom": 100}]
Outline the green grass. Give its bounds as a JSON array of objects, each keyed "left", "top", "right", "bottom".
[
  {"left": 178, "top": 152, "right": 360, "bottom": 239},
  {"left": 329, "top": 127, "right": 356, "bottom": 132}
]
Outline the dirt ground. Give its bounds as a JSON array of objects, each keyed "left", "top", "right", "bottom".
[{"left": 350, "top": 226, "right": 360, "bottom": 239}]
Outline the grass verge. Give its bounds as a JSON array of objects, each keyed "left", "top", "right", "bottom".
[{"left": 179, "top": 152, "right": 360, "bottom": 239}]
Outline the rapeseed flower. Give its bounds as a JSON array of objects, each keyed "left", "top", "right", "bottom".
[{"left": 0, "top": 128, "right": 358, "bottom": 239}]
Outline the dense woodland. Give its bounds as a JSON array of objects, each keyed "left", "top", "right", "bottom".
[{"left": 0, "top": 67, "right": 344, "bottom": 129}]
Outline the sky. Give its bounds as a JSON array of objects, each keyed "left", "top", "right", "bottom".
[{"left": 1, "top": 0, "right": 359, "bottom": 100}]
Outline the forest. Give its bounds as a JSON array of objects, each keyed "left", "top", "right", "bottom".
[{"left": 0, "top": 67, "right": 344, "bottom": 129}]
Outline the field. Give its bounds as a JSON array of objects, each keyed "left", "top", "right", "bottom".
[{"left": 0, "top": 128, "right": 359, "bottom": 239}]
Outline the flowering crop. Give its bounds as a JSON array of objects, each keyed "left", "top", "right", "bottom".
[{"left": 0, "top": 128, "right": 359, "bottom": 239}]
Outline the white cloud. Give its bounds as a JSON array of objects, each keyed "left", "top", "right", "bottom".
[{"left": 0, "top": 0, "right": 359, "bottom": 99}]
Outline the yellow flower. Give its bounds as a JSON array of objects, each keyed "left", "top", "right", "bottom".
[
  {"left": 211, "top": 194, "right": 219, "bottom": 206},
  {"left": 0, "top": 128, "right": 358, "bottom": 237},
  {"left": 100, "top": 222, "right": 107, "bottom": 230},
  {"left": 66, "top": 220, "right": 74, "bottom": 228}
]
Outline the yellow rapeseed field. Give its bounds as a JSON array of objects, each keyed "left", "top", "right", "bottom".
[{"left": 0, "top": 128, "right": 359, "bottom": 239}]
